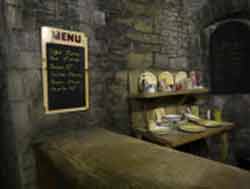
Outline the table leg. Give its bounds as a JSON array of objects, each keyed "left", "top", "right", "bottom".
[
  {"left": 220, "top": 133, "right": 229, "bottom": 162},
  {"left": 205, "top": 138, "right": 212, "bottom": 159}
]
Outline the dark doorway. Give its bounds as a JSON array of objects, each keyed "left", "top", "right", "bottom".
[{"left": 210, "top": 21, "right": 250, "bottom": 94}]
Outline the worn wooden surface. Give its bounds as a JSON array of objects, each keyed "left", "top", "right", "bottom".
[
  {"left": 129, "top": 88, "right": 209, "bottom": 99},
  {"left": 37, "top": 128, "right": 250, "bottom": 189},
  {"left": 135, "top": 124, "right": 234, "bottom": 148}
]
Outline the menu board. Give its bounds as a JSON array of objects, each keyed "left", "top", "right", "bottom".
[{"left": 41, "top": 27, "right": 89, "bottom": 114}]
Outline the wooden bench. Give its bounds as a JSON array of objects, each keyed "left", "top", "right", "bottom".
[{"left": 35, "top": 128, "right": 250, "bottom": 189}]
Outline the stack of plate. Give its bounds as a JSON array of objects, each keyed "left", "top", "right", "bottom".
[{"left": 163, "top": 114, "right": 182, "bottom": 123}]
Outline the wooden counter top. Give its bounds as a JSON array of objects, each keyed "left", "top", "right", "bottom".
[
  {"left": 37, "top": 128, "right": 250, "bottom": 189},
  {"left": 135, "top": 123, "right": 235, "bottom": 147}
]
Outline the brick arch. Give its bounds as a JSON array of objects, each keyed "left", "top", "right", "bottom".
[
  {"left": 201, "top": 18, "right": 250, "bottom": 90},
  {"left": 210, "top": 21, "right": 250, "bottom": 93},
  {"left": 197, "top": 0, "right": 250, "bottom": 167},
  {"left": 196, "top": 0, "right": 250, "bottom": 86},
  {"left": 195, "top": 0, "right": 250, "bottom": 29}
]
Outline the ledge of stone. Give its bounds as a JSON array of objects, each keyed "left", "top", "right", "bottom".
[{"left": 37, "top": 128, "right": 250, "bottom": 189}]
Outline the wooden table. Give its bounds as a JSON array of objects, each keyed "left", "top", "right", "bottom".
[{"left": 134, "top": 123, "right": 235, "bottom": 161}]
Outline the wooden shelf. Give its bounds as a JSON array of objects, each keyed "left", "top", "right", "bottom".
[{"left": 129, "top": 88, "right": 209, "bottom": 99}]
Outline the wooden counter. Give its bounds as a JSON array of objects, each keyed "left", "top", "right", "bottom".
[
  {"left": 134, "top": 123, "right": 234, "bottom": 148},
  {"left": 133, "top": 123, "right": 235, "bottom": 162},
  {"left": 36, "top": 128, "right": 250, "bottom": 189}
]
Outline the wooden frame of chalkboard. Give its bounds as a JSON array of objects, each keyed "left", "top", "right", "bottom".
[{"left": 41, "top": 26, "right": 89, "bottom": 114}]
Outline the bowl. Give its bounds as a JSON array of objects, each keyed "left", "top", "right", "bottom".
[{"left": 163, "top": 114, "right": 182, "bottom": 122}]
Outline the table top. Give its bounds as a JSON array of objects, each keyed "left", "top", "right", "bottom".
[{"left": 135, "top": 122, "right": 235, "bottom": 148}]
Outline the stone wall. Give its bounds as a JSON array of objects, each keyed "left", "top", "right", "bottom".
[
  {"left": 1, "top": 0, "right": 200, "bottom": 187},
  {"left": 1, "top": 0, "right": 107, "bottom": 188},
  {"left": 0, "top": 1, "right": 21, "bottom": 188},
  {"left": 97, "top": 0, "right": 197, "bottom": 134},
  {"left": 192, "top": 0, "right": 250, "bottom": 166},
  {"left": 184, "top": 0, "right": 207, "bottom": 14},
  {"left": 3, "top": 0, "right": 250, "bottom": 188}
]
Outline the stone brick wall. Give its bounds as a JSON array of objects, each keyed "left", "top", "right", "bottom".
[
  {"left": 97, "top": 0, "right": 197, "bottom": 134},
  {"left": 191, "top": 0, "right": 250, "bottom": 166},
  {"left": 183, "top": 0, "right": 207, "bottom": 15},
  {"left": 0, "top": 1, "right": 22, "bottom": 188},
  {"left": 3, "top": 0, "right": 250, "bottom": 188},
  {"left": 99, "top": 0, "right": 250, "bottom": 167},
  {"left": 1, "top": 0, "right": 107, "bottom": 188},
  {"left": 1, "top": 0, "right": 201, "bottom": 187}
]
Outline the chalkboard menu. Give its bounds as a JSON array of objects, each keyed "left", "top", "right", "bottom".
[{"left": 41, "top": 27, "right": 89, "bottom": 114}]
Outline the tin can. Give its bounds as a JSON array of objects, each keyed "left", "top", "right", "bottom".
[{"left": 213, "top": 109, "right": 222, "bottom": 122}]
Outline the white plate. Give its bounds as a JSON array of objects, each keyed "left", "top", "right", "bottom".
[
  {"left": 150, "top": 126, "right": 171, "bottom": 135},
  {"left": 138, "top": 72, "right": 157, "bottom": 91},
  {"left": 175, "top": 71, "right": 188, "bottom": 84},
  {"left": 198, "top": 120, "right": 222, "bottom": 127},
  {"left": 159, "top": 71, "right": 174, "bottom": 90}
]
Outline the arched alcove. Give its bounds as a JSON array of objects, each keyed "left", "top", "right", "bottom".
[
  {"left": 197, "top": 0, "right": 250, "bottom": 168},
  {"left": 210, "top": 21, "right": 250, "bottom": 94}
]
